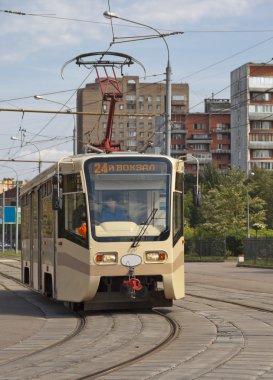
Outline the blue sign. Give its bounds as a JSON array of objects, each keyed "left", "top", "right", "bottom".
[{"left": 0, "top": 206, "right": 16, "bottom": 224}]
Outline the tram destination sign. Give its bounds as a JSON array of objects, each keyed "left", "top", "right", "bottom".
[{"left": 92, "top": 161, "right": 166, "bottom": 175}]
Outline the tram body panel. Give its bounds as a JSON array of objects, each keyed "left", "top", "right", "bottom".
[
  {"left": 162, "top": 237, "right": 185, "bottom": 299},
  {"left": 55, "top": 239, "right": 97, "bottom": 302}
]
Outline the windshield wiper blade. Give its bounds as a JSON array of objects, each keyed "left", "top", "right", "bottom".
[{"left": 131, "top": 208, "right": 158, "bottom": 248}]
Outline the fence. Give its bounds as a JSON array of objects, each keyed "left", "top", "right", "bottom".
[
  {"left": 243, "top": 238, "right": 273, "bottom": 264},
  {"left": 185, "top": 237, "right": 226, "bottom": 261}
]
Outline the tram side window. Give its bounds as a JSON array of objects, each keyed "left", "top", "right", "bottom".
[
  {"left": 173, "top": 191, "right": 183, "bottom": 245},
  {"left": 59, "top": 192, "right": 88, "bottom": 246}
]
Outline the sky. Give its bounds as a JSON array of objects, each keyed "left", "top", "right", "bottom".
[{"left": 1, "top": 0, "right": 273, "bottom": 180}]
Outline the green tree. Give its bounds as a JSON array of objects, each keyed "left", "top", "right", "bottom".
[
  {"left": 202, "top": 161, "right": 224, "bottom": 191},
  {"left": 198, "top": 168, "right": 266, "bottom": 238},
  {"left": 251, "top": 168, "right": 273, "bottom": 229}
]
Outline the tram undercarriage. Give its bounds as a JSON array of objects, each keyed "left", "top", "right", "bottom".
[{"left": 83, "top": 275, "right": 172, "bottom": 310}]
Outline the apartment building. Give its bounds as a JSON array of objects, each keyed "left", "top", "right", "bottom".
[
  {"left": 76, "top": 76, "right": 189, "bottom": 153},
  {"left": 170, "top": 99, "right": 231, "bottom": 174},
  {"left": 231, "top": 63, "right": 273, "bottom": 172}
]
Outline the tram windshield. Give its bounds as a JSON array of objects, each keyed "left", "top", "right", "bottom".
[{"left": 85, "top": 157, "right": 171, "bottom": 242}]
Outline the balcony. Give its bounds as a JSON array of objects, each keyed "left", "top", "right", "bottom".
[
  {"left": 187, "top": 139, "right": 212, "bottom": 144},
  {"left": 211, "top": 149, "right": 231, "bottom": 154},
  {"left": 212, "top": 128, "right": 231, "bottom": 133},
  {"left": 249, "top": 77, "right": 273, "bottom": 91},
  {"left": 187, "top": 134, "right": 212, "bottom": 144},
  {"left": 249, "top": 141, "right": 273, "bottom": 150},
  {"left": 249, "top": 105, "right": 273, "bottom": 121}
]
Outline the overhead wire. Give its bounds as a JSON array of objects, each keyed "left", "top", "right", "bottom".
[
  {"left": 2, "top": 8, "right": 273, "bottom": 33},
  {"left": 2, "top": 5, "right": 273, "bottom": 161}
]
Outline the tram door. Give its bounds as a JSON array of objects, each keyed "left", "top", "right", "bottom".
[{"left": 31, "top": 189, "right": 42, "bottom": 291}]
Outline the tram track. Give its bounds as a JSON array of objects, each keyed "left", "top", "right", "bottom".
[
  {"left": 165, "top": 286, "right": 273, "bottom": 380},
  {"left": 0, "top": 260, "right": 182, "bottom": 380},
  {"left": 77, "top": 309, "right": 180, "bottom": 380},
  {"left": 2, "top": 260, "right": 273, "bottom": 379},
  {"left": 0, "top": 261, "right": 87, "bottom": 368}
]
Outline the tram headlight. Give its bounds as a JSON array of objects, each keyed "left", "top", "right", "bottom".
[
  {"left": 95, "top": 252, "right": 117, "bottom": 264},
  {"left": 145, "top": 251, "right": 167, "bottom": 262}
]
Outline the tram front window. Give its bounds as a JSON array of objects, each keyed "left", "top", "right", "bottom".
[{"left": 85, "top": 158, "right": 171, "bottom": 242}]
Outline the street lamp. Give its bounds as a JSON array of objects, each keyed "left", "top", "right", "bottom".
[
  {"left": 0, "top": 165, "right": 19, "bottom": 254},
  {"left": 10, "top": 137, "right": 41, "bottom": 173},
  {"left": 103, "top": 11, "right": 183, "bottom": 156},
  {"left": 34, "top": 95, "right": 77, "bottom": 155}
]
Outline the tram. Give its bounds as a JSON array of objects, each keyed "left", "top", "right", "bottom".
[{"left": 20, "top": 153, "right": 185, "bottom": 310}]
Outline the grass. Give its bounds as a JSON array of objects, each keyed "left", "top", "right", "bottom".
[
  {"left": 185, "top": 255, "right": 225, "bottom": 261},
  {"left": 241, "top": 259, "right": 273, "bottom": 267},
  {"left": 0, "top": 250, "right": 21, "bottom": 259}
]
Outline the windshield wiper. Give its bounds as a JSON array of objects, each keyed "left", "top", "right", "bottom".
[{"left": 131, "top": 208, "right": 158, "bottom": 248}]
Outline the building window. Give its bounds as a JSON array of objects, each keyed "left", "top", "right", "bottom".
[
  {"left": 172, "top": 105, "right": 184, "bottom": 111},
  {"left": 253, "top": 104, "right": 273, "bottom": 113},
  {"left": 139, "top": 96, "right": 144, "bottom": 102},
  {"left": 148, "top": 122, "right": 153, "bottom": 129},
  {"left": 193, "top": 123, "right": 207, "bottom": 130},
  {"left": 127, "top": 122, "right": 136, "bottom": 128},
  {"left": 128, "top": 131, "right": 136, "bottom": 137},
  {"left": 127, "top": 103, "right": 136, "bottom": 110},
  {"left": 126, "top": 95, "right": 136, "bottom": 101},
  {"left": 172, "top": 123, "right": 183, "bottom": 130},
  {"left": 216, "top": 123, "right": 229, "bottom": 131},
  {"left": 192, "top": 134, "right": 209, "bottom": 139},
  {"left": 127, "top": 140, "right": 137, "bottom": 147},
  {"left": 119, "top": 104, "right": 124, "bottom": 110},
  {"left": 252, "top": 121, "right": 272, "bottom": 130},
  {"left": 147, "top": 96, "right": 152, "bottom": 102},
  {"left": 139, "top": 122, "right": 144, "bottom": 128},
  {"left": 253, "top": 150, "right": 272, "bottom": 158},
  {"left": 172, "top": 134, "right": 182, "bottom": 140},
  {"left": 148, "top": 104, "right": 153, "bottom": 111},
  {"left": 217, "top": 134, "right": 223, "bottom": 140},
  {"left": 156, "top": 104, "right": 161, "bottom": 111},
  {"left": 119, "top": 123, "right": 124, "bottom": 129},
  {"left": 156, "top": 96, "right": 161, "bottom": 102},
  {"left": 172, "top": 95, "right": 185, "bottom": 100},
  {"left": 251, "top": 92, "right": 272, "bottom": 101},
  {"left": 249, "top": 77, "right": 273, "bottom": 87},
  {"left": 192, "top": 144, "right": 207, "bottom": 150}
]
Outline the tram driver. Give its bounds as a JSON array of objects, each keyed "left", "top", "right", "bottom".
[{"left": 100, "top": 193, "right": 128, "bottom": 222}]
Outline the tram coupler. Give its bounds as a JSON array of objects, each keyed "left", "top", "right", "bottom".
[{"left": 122, "top": 267, "right": 143, "bottom": 298}]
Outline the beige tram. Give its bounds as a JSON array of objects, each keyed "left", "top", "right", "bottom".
[{"left": 20, "top": 153, "right": 185, "bottom": 310}]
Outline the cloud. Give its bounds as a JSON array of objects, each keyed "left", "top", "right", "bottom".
[
  {"left": 114, "top": 0, "right": 266, "bottom": 24},
  {"left": 0, "top": 0, "right": 107, "bottom": 62},
  {"left": 1, "top": 0, "right": 269, "bottom": 65},
  {"left": 17, "top": 146, "right": 72, "bottom": 163}
]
